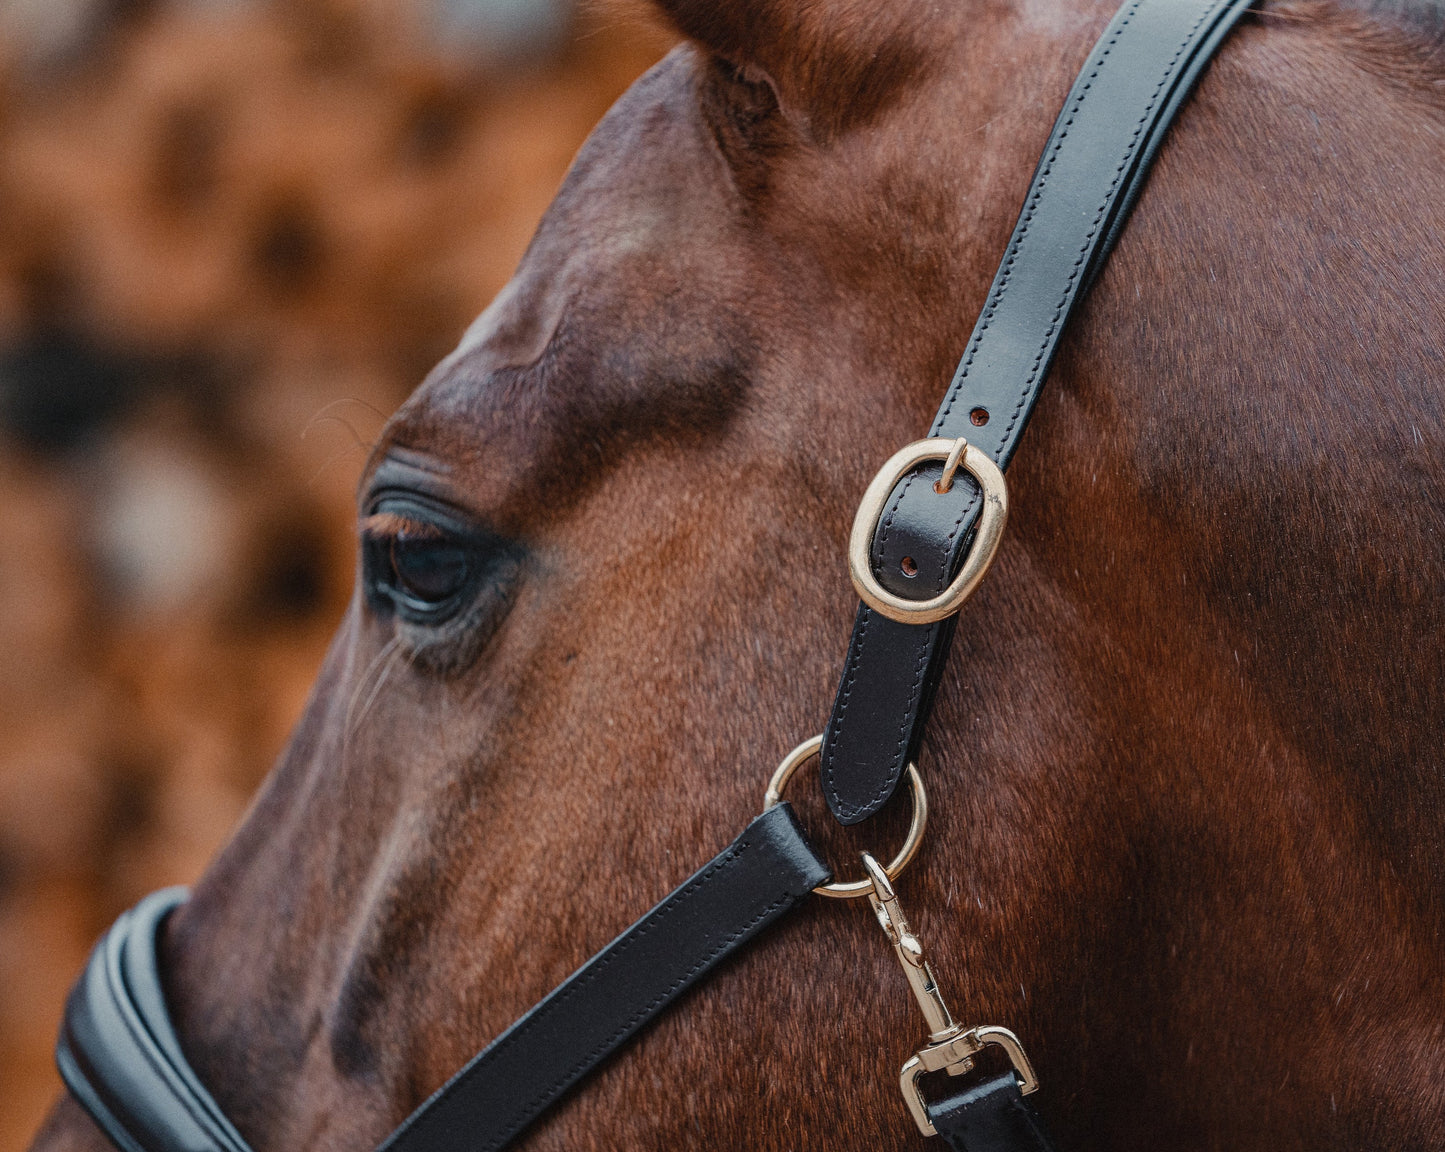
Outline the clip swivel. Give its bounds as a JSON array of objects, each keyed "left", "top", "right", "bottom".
[{"left": 860, "top": 852, "right": 1039, "bottom": 1138}]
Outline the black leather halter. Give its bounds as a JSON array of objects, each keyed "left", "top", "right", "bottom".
[
  {"left": 54, "top": 2, "right": 1254, "bottom": 1149},
  {"left": 59, "top": 809, "right": 829, "bottom": 1152},
  {"left": 820, "top": 0, "right": 1256, "bottom": 825}
]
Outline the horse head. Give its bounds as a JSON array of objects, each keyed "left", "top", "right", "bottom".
[{"left": 32, "top": 0, "right": 1445, "bottom": 1147}]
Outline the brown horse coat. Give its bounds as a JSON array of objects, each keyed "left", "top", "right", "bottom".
[{"left": 31, "top": 0, "right": 1445, "bottom": 1148}]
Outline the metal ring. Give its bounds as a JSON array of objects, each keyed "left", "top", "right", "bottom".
[
  {"left": 763, "top": 734, "right": 927, "bottom": 899},
  {"left": 849, "top": 436, "right": 1009, "bottom": 625}
]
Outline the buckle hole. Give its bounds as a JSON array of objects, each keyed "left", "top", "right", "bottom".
[
  {"left": 900, "top": 556, "right": 919, "bottom": 578},
  {"left": 970, "top": 407, "right": 989, "bottom": 426}
]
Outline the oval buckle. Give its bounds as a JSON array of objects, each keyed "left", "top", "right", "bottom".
[{"left": 848, "top": 436, "right": 1008, "bottom": 626}]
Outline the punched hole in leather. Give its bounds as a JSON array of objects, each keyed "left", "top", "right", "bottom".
[
  {"left": 50, "top": 4, "right": 1259, "bottom": 1152},
  {"left": 820, "top": 0, "right": 1259, "bottom": 826}
]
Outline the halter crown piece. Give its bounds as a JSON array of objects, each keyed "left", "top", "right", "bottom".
[{"left": 54, "top": 1, "right": 1254, "bottom": 1148}]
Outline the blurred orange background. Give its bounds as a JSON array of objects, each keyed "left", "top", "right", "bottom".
[{"left": 0, "top": 2, "right": 667, "bottom": 1146}]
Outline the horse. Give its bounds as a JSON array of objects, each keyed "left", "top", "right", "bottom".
[{"left": 29, "top": 0, "right": 1445, "bottom": 1147}]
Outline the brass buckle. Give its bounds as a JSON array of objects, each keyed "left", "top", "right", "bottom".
[
  {"left": 861, "top": 853, "right": 1039, "bottom": 1137},
  {"left": 848, "top": 436, "right": 1008, "bottom": 625},
  {"left": 762, "top": 735, "right": 927, "bottom": 899}
]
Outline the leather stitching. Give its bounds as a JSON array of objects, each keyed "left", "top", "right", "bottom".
[
  {"left": 822, "top": 604, "right": 928, "bottom": 821},
  {"left": 983, "top": 0, "right": 1223, "bottom": 482},
  {"left": 420, "top": 834, "right": 805, "bottom": 1151},
  {"left": 820, "top": 605, "right": 879, "bottom": 814},
  {"left": 825, "top": 0, "right": 1227, "bottom": 822},
  {"left": 824, "top": 3, "right": 1149, "bottom": 816},
  {"left": 934, "top": 1, "right": 1150, "bottom": 562},
  {"left": 830, "top": 2, "right": 1147, "bottom": 808},
  {"left": 486, "top": 893, "right": 790, "bottom": 1150}
]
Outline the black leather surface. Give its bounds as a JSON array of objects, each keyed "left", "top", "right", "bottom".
[
  {"left": 54, "top": 3, "right": 1262, "bottom": 1149},
  {"left": 58, "top": 806, "right": 827, "bottom": 1152},
  {"left": 379, "top": 801, "right": 829, "bottom": 1152},
  {"left": 928, "top": 1073, "right": 1057, "bottom": 1152},
  {"left": 820, "top": 0, "right": 1256, "bottom": 824},
  {"left": 57, "top": 887, "right": 249, "bottom": 1152}
]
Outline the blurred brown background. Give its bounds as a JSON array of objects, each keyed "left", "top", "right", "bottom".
[{"left": 0, "top": 1, "right": 667, "bottom": 1145}]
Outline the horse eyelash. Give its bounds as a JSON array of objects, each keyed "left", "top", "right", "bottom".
[{"left": 358, "top": 512, "right": 446, "bottom": 540}]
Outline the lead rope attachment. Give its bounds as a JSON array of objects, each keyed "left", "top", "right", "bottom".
[{"left": 861, "top": 852, "right": 1039, "bottom": 1137}]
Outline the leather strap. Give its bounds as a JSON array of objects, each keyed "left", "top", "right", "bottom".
[
  {"left": 380, "top": 802, "right": 828, "bottom": 1152},
  {"left": 927, "top": 1073, "right": 1057, "bottom": 1152},
  {"left": 820, "top": 0, "right": 1255, "bottom": 824},
  {"left": 55, "top": 3, "right": 1258, "bottom": 1149},
  {"left": 57, "top": 804, "right": 829, "bottom": 1152},
  {"left": 57, "top": 888, "right": 248, "bottom": 1152}
]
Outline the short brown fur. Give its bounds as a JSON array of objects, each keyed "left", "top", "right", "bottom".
[{"left": 30, "top": 0, "right": 1445, "bottom": 1148}]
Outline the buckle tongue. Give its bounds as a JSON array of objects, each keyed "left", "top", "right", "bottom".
[
  {"left": 848, "top": 436, "right": 1008, "bottom": 625},
  {"left": 861, "top": 853, "right": 1039, "bottom": 1138}
]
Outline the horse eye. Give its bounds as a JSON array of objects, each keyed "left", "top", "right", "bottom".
[
  {"left": 361, "top": 509, "right": 482, "bottom": 621},
  {"left": 359, "top": 499, "right": 523, "bottom": 665},
  {"left": 388, "top": 532, "right": 469, "bottom": 605}
]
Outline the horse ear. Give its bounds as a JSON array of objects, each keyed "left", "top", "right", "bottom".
[{"left": 646, "top": 0, "right": 930, "bottom": 137}]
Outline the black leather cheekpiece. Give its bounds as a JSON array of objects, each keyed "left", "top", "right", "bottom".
[
  {"left": 820, "top": 0, "right": 1257, "bottom": 823},
  {"left": 58, "top": 805, "right": 829, "bottom": 1152}
]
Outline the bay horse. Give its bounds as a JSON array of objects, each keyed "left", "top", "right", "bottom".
[{"left": 30, "top": 0, "right": 1445, "bottom": 1147}]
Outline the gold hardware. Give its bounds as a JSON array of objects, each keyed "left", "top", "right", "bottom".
[
  {"left": 899, "top": 1027, "right": 1039, "bottom": 1137},
  {"left": 861, "top": 852, "right": 1039, "bottom": 1138},
  {"left": 862, "top": 853, "right": 957, "bottom": 1040},
  {"left": 763, "top": 734, "right": 927, "bottom": 900},
  {"left": 933, "top": 437, "right": 970, "bottom": 495},
  {"left": 849, "top": 437, "right": 1008, "bottom": 626}
]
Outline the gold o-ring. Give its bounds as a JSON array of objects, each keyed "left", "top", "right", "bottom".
[{"left": 763, "top": 734, "right": 927, "bottom": 899}]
